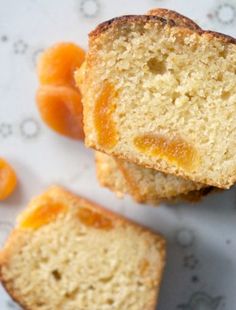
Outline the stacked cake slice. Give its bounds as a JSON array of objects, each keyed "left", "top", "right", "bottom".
[
  {"left": 0, "top": 186, "right": 166, "bottom": 310},
  {"left": 75, "top": 8, "right": 236, "bottom": 203}
]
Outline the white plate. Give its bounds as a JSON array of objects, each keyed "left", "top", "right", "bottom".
[{"left": 0, "top": 0, "right": 236, "bottom": 309}]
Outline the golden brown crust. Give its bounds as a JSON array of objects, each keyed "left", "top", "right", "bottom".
[
  {"left": 89, "top": 15, "right": 175, "bottom": 38},
  {"left": 1, "top": 279, "right": 31, "bottom": 310},
  {"left": 89, "top": 14, "right": 236, "bottom": 45},
  {"left": 0, "top": 282, "right": 30, "bottom": 310},
  {"left": 147, "top": 8, "right": 201, "bottom": 30}
]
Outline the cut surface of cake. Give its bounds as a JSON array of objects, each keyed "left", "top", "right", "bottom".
[{"left": 0, "top": 186, "right": 166, "bottom": 310}]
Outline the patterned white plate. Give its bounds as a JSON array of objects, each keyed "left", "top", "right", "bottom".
[{"left": 1, "top": 0, "right": 236, "bottom": 309}]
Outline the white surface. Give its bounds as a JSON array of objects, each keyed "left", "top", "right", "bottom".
[{"left": 0, "top": 0, "right": 236, "bottom": 309}]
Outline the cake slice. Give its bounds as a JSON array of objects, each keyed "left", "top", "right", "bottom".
[
  {"left": 92, "top": 11, "right": 208, "bottom": 204},
  {"left": 0, "top": 186, "right": 166, "bottom": 310},
  {"left": 95, "top": 151, "right": 128, "bottom": 198},
  {"left": 96, "top": 152, "right": 212, "bottom": 204},
  {"left": 76, "top": 9, "right": 236, "bottom": 189}
]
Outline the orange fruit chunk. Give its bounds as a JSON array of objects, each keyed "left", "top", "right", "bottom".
[
  {"left": 94, "top": 82, "right": 118, "bottom": 149},
  {"left": 37, "top": 42, "right": 85, "bottom": 87},
  {"left": 20, "top": 199, "right": 68, "bottom": 229},
  {"left": 77, "top": 207, "right": 113, "bottom": 230},
  {"left": 36, "top": 85, "right": 84, "bottom": 140},
  {"left": 139, "top": 259, "right": 150, "bottom": 276},
  {"left": 134, "top": 133, "right": 199, "bottom": 171},
  {"left": 0, "top": 158, "right": 17, "bottom": 201}
]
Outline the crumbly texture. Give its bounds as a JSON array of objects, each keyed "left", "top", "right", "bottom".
[
  {"left": 95, "top": 151, "right": 128, "bottom": 197},
  {"left": 76, "top": 11, "right": 236, "bottom": 189},
  {"left": 117, "top": 159, "right": 206, "bottom": 203},
  {"left": 96, "top": 152, "right": 212, "bottom": 204},
  {"left": 0, "top": 186, "right": 166, "bottom": 310}
]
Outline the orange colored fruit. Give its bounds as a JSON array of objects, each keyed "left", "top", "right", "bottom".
[
  {"left": 134, "top": 133, "right": 199, "bottom": 171},
  {"left": 20, "top": 199, "right": 67, "bottom": 229},
  {"left": 0, "top": 158, "right": 17, "bottom": 201},
  {"left": 37, "top": 42, "right": 85, "bottom": 87},
  {"left": 36, "top": 85, "right": 84, "bottom": 140},
  {"left": 94, "top": 82, "right": 118, "bottom": 149},
  {"left": 77, "top": 208, "right": 113, "bottom": 230}
]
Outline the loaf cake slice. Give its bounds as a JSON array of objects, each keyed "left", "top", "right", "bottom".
[
  {"left": 96, "top": 152, "right": 212, "bottom": 204},
  {"left": 76, "top": 9, "right": 236, "bottom": 189},
  {"left": 95, "top": 151, "right": 128, "bottom": 197},
  {"left": 0, "top": 186, "right": 166, "bottom": 310}
]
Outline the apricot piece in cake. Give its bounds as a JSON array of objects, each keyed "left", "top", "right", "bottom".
[
  {"left": 134, "top": 133, "right": 199, "bottom": 171},
  {"left": 19, "top": 198, "right": 68, "bottom": 229},
  {"left": 94, "top": 82, "right": 118, "bottom": 149},
  {"left": 77, "top": 207, "right": 113, "bottom": 230}
]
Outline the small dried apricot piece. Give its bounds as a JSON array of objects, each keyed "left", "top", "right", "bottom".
[
  {"left": 134, "top": 133, "right": 199, "bottom": 171},
  {"left": 139, "top": 259, "right": 150, "bottom": 276},
  {"left": 37, "top": 42, "right": 85, "bottom": 87},
  {"left": 0, "top": 158, "right": 17, "bottom": 201},
  {"left": 20, "top": 199, "right": 68, "bottom": 229},
  {"left": 94, "top": 82, "right": 118, "bottom": 149},
  {"left": 77, "top": 207, "right": 113, "bottom": 230},
  {"left": 36, "top": 85, "right": 84, "bottom": 140}
]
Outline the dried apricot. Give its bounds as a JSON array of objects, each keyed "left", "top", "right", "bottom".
[
  {"left": 77, "top": 207, "right": 113, "bottom": 230},
  {"left": 0, "top": 158, "right": 17, "bottom": 201},
  {"left": 139, "top": 259, "right": 150, "bottom": 276},
  {"left": 94, "top": 82, "right": 118, "bottom": 149},
  {"left": 37, "top": 42, "right": 85, "bottom": 87},
  {"left": 134, "top": 133, "right": 199, "bottom": 171},
  {"left": 20, "top": 199, "right": 67, "bottom": 229},
  {"left": 36, "top": 85, "right": 84, "bottom": 140}
]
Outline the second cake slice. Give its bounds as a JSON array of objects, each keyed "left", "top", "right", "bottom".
[{"left": 96, "top": 152, "right": 212, "bottom": 204}]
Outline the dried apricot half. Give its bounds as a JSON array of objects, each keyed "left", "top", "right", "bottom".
[
  {"left": 37, "top": 42, "right": 85, "bottom": 87},
  {"left": 0, "top": 158, "right": 17, "bottom": 201},
  {"left": 77, "top": 207, "right": 113, "bottom": 230},
  {"left": 134, "top": 133, "right": 199, "bottom": 171},
  {"left": 36, "top": 85, "right": 84, "bottom": 140},
  {"left": 20, "top": 199, "right": 68, "bottom": 229},
  {"left": 94, "top": 81, "right": 118, "bottom": 149}
]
